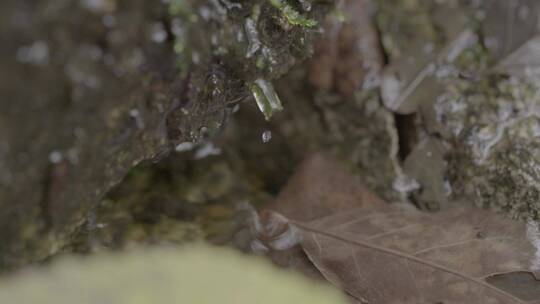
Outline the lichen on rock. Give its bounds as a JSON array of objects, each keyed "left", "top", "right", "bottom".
[{"left": 433, "top": 75, "right": 540, "bottom": 220}]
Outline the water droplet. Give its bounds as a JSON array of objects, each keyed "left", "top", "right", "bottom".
[
  {"left": 262, "top": 130, "right": 272, "bottom": 143},
  {"left": 250, "top": 79, "right": 283, "bottom": 121},
  {"left": 49, "top": 151, "right": 63, "bottom": 164}
]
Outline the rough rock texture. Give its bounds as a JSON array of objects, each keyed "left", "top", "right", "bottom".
[
  {"left": 63, "top": 0, "right": 403, "bottom": 257},
  {"left": 435, "top": 76, "right": 540, "bottom": 220},
  {"left": 376, "top": 0, "right": 540, "bottom": 219},
  {"left": 0, "top": 0, "right": 333, "bottom": 269},
  {"left": 7, "top": 0, "right": 539, "bottom": 274},
  {"left": 1, "top": 0, "right": 178, "bottom": 269},
  {"left": 424, "top": 0, "right": 540, "bottom": 220},
  {"left": 268, "top": 0, "right": 401, "bottom": 200}
]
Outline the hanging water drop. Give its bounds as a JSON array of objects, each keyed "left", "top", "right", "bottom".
[
  {"left": 262, "top": 130, "right": 272, "bottom": 143},
  {"left": 250, "top": 79, "right": 283, "bottom": 120}
]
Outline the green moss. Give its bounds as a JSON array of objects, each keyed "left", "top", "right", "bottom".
[
  {"left": 269, "top": 0, "right": 318, "bottom": 27},
  {"left": 454, "top": 42, "right": 489, "bottom": 72},
  {"left": 164, "top": 0, "right": 333, "bottom": 148}
]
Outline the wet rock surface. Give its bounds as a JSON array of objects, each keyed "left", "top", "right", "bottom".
[
  {"left": 64, "top": 0, "right": 402, "bottom": 257},
  {"left": 0, "top": 0, "right": 334, "bottom": 269},
  {"left": 1, "top": 0, "right": 180, "bottom": 268},
  {"left": 3, "top": 0, "right": 540, "bottom": 272}
]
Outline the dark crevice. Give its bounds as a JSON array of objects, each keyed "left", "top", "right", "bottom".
[
  {"left": 161, "top": 17, "right": 175, "bottom": 45},
  {"left": 372, "top": 12, "right": 418, "bottom": 164},
  {"left": 394, "top": 113, "right": 418, "bottom": 161},
  {"left": 372, "top": 17, "right": 389, "bottom": 66}
]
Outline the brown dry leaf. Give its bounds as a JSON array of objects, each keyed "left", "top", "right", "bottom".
[
  {"left": 256, "top": 153, "right": 385, "bottom": 295},
  {"left": 260, "top": 153, "right": 540, "bottom": 302},
  {"left": 295, "top": 204, "right": 540, "bottom": 304}
]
